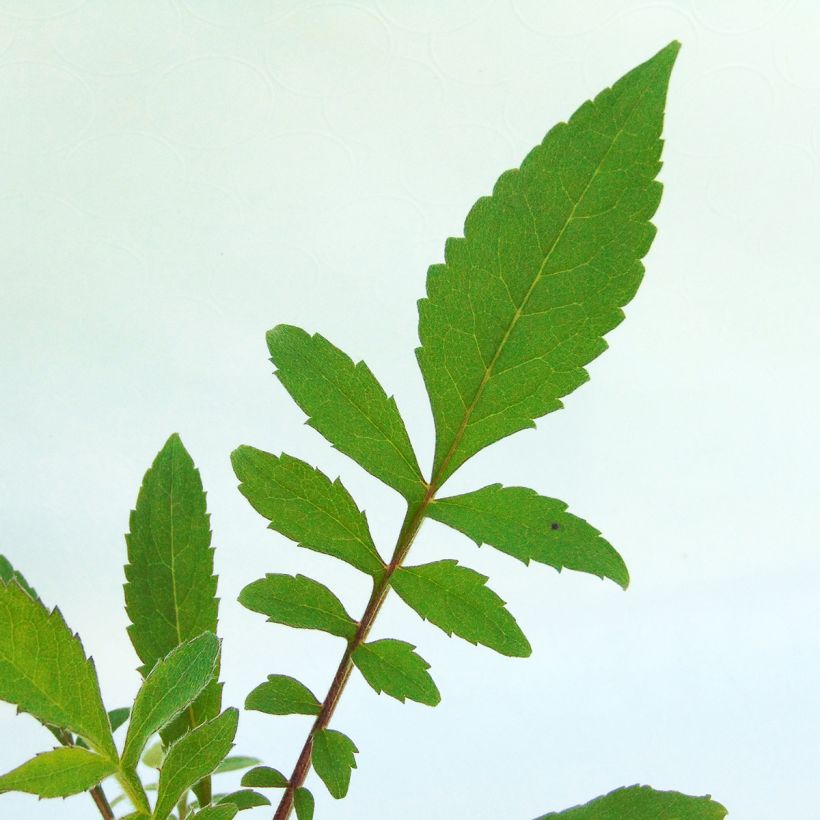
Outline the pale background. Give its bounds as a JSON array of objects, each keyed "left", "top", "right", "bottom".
[{"left": 1, "top": 2, "right": 818, "bottom": 818}]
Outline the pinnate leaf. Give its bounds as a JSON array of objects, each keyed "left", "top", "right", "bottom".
[
  {"left": 0, "top": 580, "right": 116, "bottom": 760},
  {"left": 0, "top": 555, "right": 39, "bottom": 602},
  {"left": 241, "top": 766, "right": 288, "bottom": 789},
  {"left": 153, "top": 708, "right": 238, "bottom": 820},
  {"left": 232, "top": 447, "right": 384, "bottom": 577},
  {"left": 312, "top": 728, "right": 357, "bottom": 799},
  {"left": 239, "top": 574, "right": 357, "bottom": 640},
  {"left": 429, "top": 484, "right": 628, "bottom": 588},
  {"left": 245, "top": 675, "right": 320, "bottom": 716},
  {"left": 392, "top": 560, "right": 531, "bottom": 657},
  {"left": 217, "top": 789, "right": 271, "bottom": 810},
  {"left": 536, "top": 784, "right": 728, "bottom": 818},
  {"left": 294, "top": 787, "right": 315, "bottom": 820},
  {"left": 125, "top": 433, "right": 222, "bottom": 749},
  {"left": 352, "top": 639, "right": 440, "bottom": 706},
  {"left": 417, "top": 43, "right": 679, "bottom": 484},
  {"left": 267, "top": 325, "right": 426, "bottom": 501},
  {"left": 214, "top": 755, "right": 261, "bottom": 774},
  {"left": 0, "top": 746, "right": 115, "bottom": 798},
  {"left": 122, "top": 632, "right": 220, "bottom": 771}
]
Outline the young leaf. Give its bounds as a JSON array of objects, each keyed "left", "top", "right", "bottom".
[
  {"left": 241, "top": 766, "right": 288, "bottom": 789},
  {"left": 0, "top": 581, "right": 116, "bottom": 760},
  {"left": 311, "top": 728, "right": 358, "bottom": 799},
  {"left": 417, "top": 42, "right": 679, "bottom": 484},
  {"left": 214, "top": 756, "right": 261, "bottom": 774},
  {"left": 191, "top": 807, "right": 238, "bottom": 820},
  {"left": 239, "top": 574, "right": 357, "bottom": 640},
  {"left": 232, "top": 447, "right": 384, "bottom": 577},
  {"left": 153, "top": 708, "right": 238, "bottom": 820},
  {"left": 428, "top": 484, "right": 628, "bottom": 588},
  {"left": 391, "top": 560, "right": 531, "bottom": 657},
  {"left": 0, "top": 555, "right": 39, "bottom": 602},
  {"left": 352, "top": 639, "right": 440, "bottom": 706},
  {"left": 267, "top": 325, "right": 426, "bottom": 501},
  {"left": 294, "top": 787, "right": 315, "bottom": 820},
  {"left": 245, "top": 675, "right": 321, "bottom": 716},
  {"left": 125, "top": 434, "right": 222, "bottom": 751},
  {"left": 122, "top": 632, "right": 220, "bottom": 771},
  {"left": 0, "top": 746, "right": 115, "bottom": 798},
  {"left": 536, "top": 784, "right": 728, "bottom": 818},
  {"left": 216, "top": 789, "right": 271, "bottom": 809}
]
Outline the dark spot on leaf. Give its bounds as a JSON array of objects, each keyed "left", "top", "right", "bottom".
[{"left": 550, "top": 522, "right": 560, "bottom": 531}]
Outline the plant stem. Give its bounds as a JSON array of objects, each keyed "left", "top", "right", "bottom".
[
  {"left": 90, "top": 785, "right": 115, "bottom": 820},
  {"left": 272, "top": 487, "right": 435, "bottom": 820}
]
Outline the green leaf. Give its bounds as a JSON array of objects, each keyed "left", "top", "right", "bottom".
[
  {"left": 232, "top": 446, "right": 384, "bottom": 577},
  {"left": 245, "top": 675, "right": 321, "bottom": 716},
  {"left": 391, "top": 560, "right": 531, "bottom": 657},
  {"left": 239, "top": 574, "right": 357, "bottom": 640},
  {"left": 0, "top": 746, "right": 116, "bottom": 798},
  {"left": 312, "top": 728, "right": 358, "bottom": 799},
  {"left": 214, "top": 755, "right": 261, "bottom": 774},
  {"left": 108, "top": 706, "right": 130, "bottom": 733},
  {"left": 0, "top": 555, "right": 39, "bottom": 602},
  {"left": 266, "top": 325, "right": 426, "bottom": 501},
  {"left": 428, "top": 484, "right": 628, "bottom": 588},
  {"left": 352, "top": 639, "right": 440, "bottom": 706},
  {"left": 142, "top": 740, "right": 164, "bottom": 769},
  {"left": 0, "top": 580, "right": 116, "bottom": 760},
  {"left": 241, "top": 766, "right": 288, "bottom": 789},
  {"left": 153, "top": 708, "right": 238, "bottom": 820},
  {"left": 536, "top": 784, "right": 728, "bottom": 818},
  {"left": 191, "top": 807, "right": 238, "bottom": 820},
  {"left": 417, "top": 43, "right": 679, "bottom": 485},
  {"left": 217, "top": 789, "right": 271, "bottom": 810},
  {"left": 122, "top": 632, "right": 220, "bottom": 771},
  {"left": 294, "top": 787, "right": 315, "bottom": 820}
]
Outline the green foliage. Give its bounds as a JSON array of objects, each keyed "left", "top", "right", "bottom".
[
  {"left": 125, "top": 434, "right": 222, "bottom": 754},
  {"left": 267, "top": 325, "right": 426, "bottom": 502},
  {"left": 191, "top": 806, "right": 238, "bottom": 820},
  {"left": 213, "top": 756, "right": 261, "bottom": 774},
  {"left": 216, "top": 789, "right": 271, "bottom": 810},
  {"left": 0, "top": 555, "right": 39, "bottom": 601},
  {"left": 239, "top": 574, "right": 357, "bottom": 639},
  {"left": 428, "top": 485, "right": 629, "bottom": 587},
  {"left": 417, "top": 43, "right": 679, "bottom": 485},
  {"left": 121, "top": 632, "right": 220, "bottom": 771},
  {"left": 232, "top": 446, "right": 384, "bottom": 577},
  {"left": 536, "top": 784, "right": 728, "bottom": 818},
  {"left": 245, "top": 675, "right": 321, "bottom": 716},
  {"left": 153, "top": 708, "right": 238, "bottom": 820},
  {"left": 241, "top": 766, "right": 288, "bottom": 789},
  {"left": 312, "top": 729, "right": 358, "bottom": 799},
  {"left": 392, "top": 560, "right": 531, "bottom": 657},
  {"left": 352, "top": 639, "right": 440, "bottom": 706},
  {"left": 0, "top": 747, "right": 115, "bottom": 798},
  {"left": 294, "top": 787, "right": 315, "bottom": 820},
  {"left": 0, "top": 580, "right": 116, "bottom": 761}
]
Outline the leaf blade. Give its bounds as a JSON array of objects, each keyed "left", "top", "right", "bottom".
[
  {"left": 241, "top": 766, "right": 288, "bottom": 789},
  {"left": 311, "top": 728, "right": 357, "bottom": 799},
  {"left": 352, "top": 639, "right": 440, "bottom": 706},
  {"left": 417, "top": 43, "right": 679, "bottom": 483},
  {"left": 245, "top": 675, "right": 321, "bottom": 716},
  {"left": 536, "top": 784, "right": 728, "bottom": 818},
  {"left": 232, "top": 447, "right": 384, "bottom": 577},
  {"left": 294, "top": 787, "right": 315, "bottom": 820},
  {"left": 124, "top": 434, "right": 222, "bottom": 752},
  {"left": 0, "top": 581, "right": 116, "bottom": 760},
  {"left": 216, "top": 789, "right": 271, "bottom": 810},
  {"left": 153, "top": 708, "right": 238, "bottom": 820},
  {"left": 391, "top": 560, "right": 531, "bottom": 657},
  {"left": 429, "top": 484, "right": 628, "bottom": 588},
  {"left": 0, "top": 747, "right": 116, "bottom": 798},
  {"left": 122, "top": 632, "right": 220, "bottom": 771},
  {"left": 267, "top": 325, "right": 426, "bottom": 501},
  {"left": 239, "top": 574, "right": 357, "bottom": 640}
]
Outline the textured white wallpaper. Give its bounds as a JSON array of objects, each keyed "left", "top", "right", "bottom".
[{"left": 1, "top": 2, "right": 818, "bottom": 818}]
